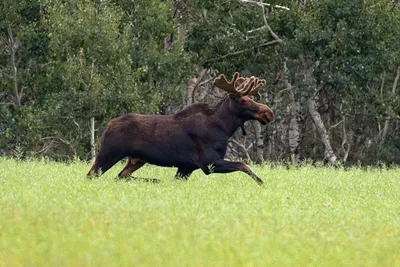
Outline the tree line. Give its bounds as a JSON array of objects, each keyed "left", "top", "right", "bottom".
[{"left": 1, "top": 0, "right": 399, "bottom": 165}]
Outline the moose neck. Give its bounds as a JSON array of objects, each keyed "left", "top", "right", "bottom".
[{"left": 213, "top": 97, "right": 244, "bottom": 137}]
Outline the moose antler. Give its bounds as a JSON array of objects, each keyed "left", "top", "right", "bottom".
[
  {"left": 214, "top": 72, "right": 266, "bottom": 100},
  {"left": 213, "top": 72, "right": 240, "bottom": 94},
  {"left": 236, "top": 77, "right": 266, "bottom": 100}
]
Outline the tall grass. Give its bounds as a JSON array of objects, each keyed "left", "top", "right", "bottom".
[{"left": 0, "top": 158, "right": 399, "bottom": 266}]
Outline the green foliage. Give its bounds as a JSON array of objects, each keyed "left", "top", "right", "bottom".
[
  {"left": 42, "top": 0, "right": 150, "bottom": 115},
  {"left": 11, "top": 143, "right": 23, "bottom": 160},
  {"left": 1, "top": 0, "right": 192, "bottom": 159},
  {"left": 186, "top": 0, "right": 278, "bottom": 75},
  {"left": 0, "top": 0, "right": 45, "bottom": 105},
  {"left": 111, "top": 0, "right": 193, "bottom": 105},
  {"left": 0, "top": 158, "right": 399, "bottom": 266},
  {"left": 364, "top": 134, "right": 400, "bottom": 165}
]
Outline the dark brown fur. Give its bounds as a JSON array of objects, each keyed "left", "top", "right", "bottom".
[
  {"left": 87, "top": 95, "right": 274, "bottom": 185},
  {"left": 174, "top": 102, "right": 219, "bottom": 118}
]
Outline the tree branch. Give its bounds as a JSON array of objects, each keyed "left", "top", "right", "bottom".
[
  {"left": 243, "top": 0, "right": 284, "bottom": 44},
  {"left": 380, "top": 72, "right": 386, "bottom": 98},
  {"left": 203, "top": 0, "right": 284, "bottom": 65},
  {"left": 0, "top": 69, "right": 12, "bottom": 79},
  {"left": 258, "top": 0, "right": 284, "bottom": 44},
  {"left": 329, "top": 120, "right": 343, "bottom": 129},
  {"left": 191, "top": 68, "right": 209, "bottom": 104},
  {"left": 202, "top": 40, "right": 281, "bottom": 64},
  {"left": 239, "top": 0, "right": 290, "bottom": 11},
  {"left": 230, "top": 139, "right": 251, "bottom": 161},
  {"left": 392, "top": 66, "right": 400, "bottom": 94}
]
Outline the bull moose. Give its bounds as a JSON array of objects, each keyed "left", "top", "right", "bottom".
[{"left": 87, "top": 72, "right": 274, "bottom": 185}]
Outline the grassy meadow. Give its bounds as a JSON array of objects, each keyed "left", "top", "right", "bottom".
[{"left": 0, "top": 157, "right": 399, "bottom": 267}]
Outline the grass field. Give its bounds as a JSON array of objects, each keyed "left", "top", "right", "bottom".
[{"left": 0, "top": 157, "right": 399, "bottom": 267}]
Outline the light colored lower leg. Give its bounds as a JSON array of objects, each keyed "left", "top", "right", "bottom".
[{"left": 118, "top": 158, "right": 145, "bottom": 178}]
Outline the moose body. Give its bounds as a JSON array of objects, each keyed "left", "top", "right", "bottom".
[{"left": 87, "top": 72, "right": 274, "bottom": 185}]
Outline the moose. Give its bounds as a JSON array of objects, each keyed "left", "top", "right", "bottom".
[{"left": 87, "top": 72, "right": 274, "bottom": 185}]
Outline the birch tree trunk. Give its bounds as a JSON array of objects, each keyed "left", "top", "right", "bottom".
[
  {"left": 7, "top": 25, "right": 21, "bottom": 107},
  {"left": 90, "top": 117, "right": 96, "bottom": 162},
  {"left": 288, "top": 103, "right": 300, "bottom": 164},
  {"left": 342, "top": 121, "right": 352, "bottom": 163},
  {"left": 302, "top": 58, "right": 337, "bottom": 166},
  {"left": 253, "top": 121, "right": 264, "bottom": 164},
  {"left": 380, "top": 66, "right": 400, "bottom": 146},
  {"left": 283, "top": 58, "right": 300, "bottom": 164},
  {"left": 307, "top": 97, "right": 337, "bottom": 166},
  {"left": 184, "top": 68, "right": 208, "bottom": 107},
  {"left": 185, "top": 77, "right": 197, "bottom": 107}
]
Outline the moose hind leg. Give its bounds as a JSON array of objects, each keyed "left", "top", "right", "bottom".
[
  {"left": 118, "top": 158, "right": 146, "bottom": 179},
  {"left": 206, "top": 159, "right": 264, "bottom": 185},
  {"left": 87, "top": 150, "right": 124, "bottom": 178},
  {"left": 174, "top": 168, "right": 193, "bottom": 181}
]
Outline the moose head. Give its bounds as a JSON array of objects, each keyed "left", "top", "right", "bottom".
[
  {"left": 214, "top": 72, "right": 274, "bottom": 135},
  {"left": 214, "top": 72, "right": 274, "bottom": 124}
]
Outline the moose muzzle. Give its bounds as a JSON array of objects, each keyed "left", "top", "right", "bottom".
[{"left": 256, "top": 105, "right": 274, "bottom": 125}]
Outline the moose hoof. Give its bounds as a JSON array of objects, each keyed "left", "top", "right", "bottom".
[{"left": 252, "top": 176, "right": 264, "bottom": 185}]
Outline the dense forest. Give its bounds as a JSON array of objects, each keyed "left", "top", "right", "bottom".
[{"left": 1, "top": 0, "right": 399, "bottom": 165}]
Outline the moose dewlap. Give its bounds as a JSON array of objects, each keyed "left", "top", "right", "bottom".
[{"left": 87, "top": 72, "right": 274, "bottom": 185}]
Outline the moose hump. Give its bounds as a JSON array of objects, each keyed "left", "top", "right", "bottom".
[{"left": 174, "top": 102, "right": 220, "bottom": 119}]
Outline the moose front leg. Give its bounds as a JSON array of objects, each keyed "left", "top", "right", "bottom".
[{"left": 206, "top": 159, "right": 264, "bottom": 185}]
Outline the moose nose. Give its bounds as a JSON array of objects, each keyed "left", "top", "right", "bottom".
[
  {"left": 259, "top": 105, "right": 274, "bottom": 124},
  {"left": 266, "top": 109, "right": 274, "bottom": 123}
]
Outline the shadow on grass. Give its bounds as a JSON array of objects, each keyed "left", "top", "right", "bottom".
[{"left": 118, "top": 176, "right": 161, "bottom": 184}]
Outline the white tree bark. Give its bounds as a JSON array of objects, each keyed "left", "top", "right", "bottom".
[
  {"left": 288, "top": 105, "right": 300, "bottom": 164},
  {"left": 239, "top": 0, "right": 290, "bottom": 11},
  {"left": 230, "top": 139, "right": 251, "bottom": 162},
  {"left": 185, "top": 77, "right": 197, "bottom": 107},
  {"left": 302, "top": 58, "right": 337, "bottom": 166},
  {"left": 307, "top": 97, "right": 337, "bottom": 166},
  {"left": 341, "top": 114, "right": 351, "bottom": 163},
  {"left": 253, "top": 121, "right": 264, "bottom": 164},
  {"left": 380, "top": 66, "right": 400, "bottom": 146},
  {"left": 283, "top": 58, "right": 300, "bottom": 164},
  {"left": 7, "top": 25, "right": 21, "bottom": 107},
  {"left": 90, "top": 117, "right": 96, "bottom": 162},
  {"left": 184, "top": 68, "right": 208, "bottom": 107}
]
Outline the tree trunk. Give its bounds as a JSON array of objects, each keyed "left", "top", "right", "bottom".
[
  {"left": 283, "top": 58, "right": 300, "bottom": 164},
  {"left": 380, "top": 66, "right": 400, "bottom": 146},
  {"left": 288, "top": 107, "right": 300, "bottom": 164},
  {"left": 184, "top": 68, "right": 208, "bottom": 107},
  {"left": 185, "top": 77, "right": 197, "bottom": 107},
  {"left": 307, "top": 97, "right": 337, "bottom": 166},
  {"left": 230, "top": 139, "right": 251, "bottom": 162},
  {"left": 302, "top": 57, "right": 337, "bottom": 166},
  {"left": 90, "top": 117, "right": 96, "bottom": 162},
  {"left": 341, "top": 115, "right": 352, "bottom": 163},
  {"left": 253, "top": 121, "right": 264, "bottom": 164},
  {"left": 8, "top": 25, "right": 21, "bottom": 107},
  {"left": 278, "top": 122, "right": 288, "bottom": 160}
]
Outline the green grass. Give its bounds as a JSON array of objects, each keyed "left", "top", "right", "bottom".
[{"left": 0, "top": 158, "right": 399, "bottom": 267}]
